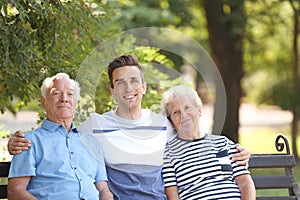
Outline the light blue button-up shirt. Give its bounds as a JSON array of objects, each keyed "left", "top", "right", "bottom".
[{"left": 9, "top": 119, "right": 107, "bottom": 200}]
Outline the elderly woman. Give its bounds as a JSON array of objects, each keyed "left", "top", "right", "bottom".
[{"left": 161, "top": 85, "right": 255, "bottom": 200}]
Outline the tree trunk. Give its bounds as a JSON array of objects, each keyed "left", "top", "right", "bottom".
[
  {"left": 203, "top": 0, "right": 246, "bottom": 143},
  {"left": 290, "top": 0, "right": 300, "bottom": 160}
]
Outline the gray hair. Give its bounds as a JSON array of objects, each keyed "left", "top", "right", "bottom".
[
  {"left": 161, "top": 85, "right": 202, "bottom": 116},
  {"left": 41, "top": 73, "right": 80, "bottom": 100}
]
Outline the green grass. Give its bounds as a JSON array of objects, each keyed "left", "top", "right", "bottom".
[
  {"left": 239, "top": 127, "right": 300, "bottom": 196},
  {"left": 239, "top": 127, "right": 300, "bottom": 154}
]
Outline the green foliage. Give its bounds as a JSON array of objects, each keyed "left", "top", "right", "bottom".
[
  {"left": 107, "top": 0, "right": 204, "bottom": 73},
  {"left": 0, "top": 0, "right": 120, "bottom": 114},
  {"left": 0, "top": 127, "right": 11, "bottom": 162},
  {"left": 0, "top": 125, "right": 11, "bottom": 161},
  {"left": 243, "top": 70, "right": 293, "bottom": 110},
  {"left": 243, "top": 0, "right": 297, "bottom": 111},
  {"left": 0, "top": 0, "right": 205, "bottom": 119},
  {"left": 0, "top": 125, "right": 10, "bottom": 139},
  {"left": 109, "top": 0, "right": 195, "bottom": 30}
]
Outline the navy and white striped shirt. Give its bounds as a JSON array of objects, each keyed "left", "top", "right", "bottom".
[{"left": 163, "top": 134, "right": 250, "bottom": 200}]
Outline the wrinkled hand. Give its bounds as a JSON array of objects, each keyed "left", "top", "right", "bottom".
[
  {"left": 7, "top": 131, "right": 31, "bottom": 155},
  {"left": 232, "top": 144, "right": 251, "bottom": 169}
]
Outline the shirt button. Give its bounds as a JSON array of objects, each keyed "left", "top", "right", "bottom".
[{"left": 70, "top": 152, "right": 74, "bottom": 154}]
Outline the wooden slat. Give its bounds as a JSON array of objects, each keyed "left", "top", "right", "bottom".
[
  {"left": 253, "top": 176, "right": 294, "bottom": 189},
  {"left": 257, "top": 197, "right": 297, "bottom": 200},
  {"left": 0, "top": 162, "right": 10, "bottom": 177},
  {"left": 249, "top": 154, "right": 296, "bottom": 168},
  {"left": 0, "top": 185, "right": 7, "bottom": 199},
  {"left": 0, "top": 162, "right": 10, "bottom": 199}
]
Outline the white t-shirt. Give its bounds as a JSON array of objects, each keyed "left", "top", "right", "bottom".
[{"left": 78, "top": 109, "right": 174, "bottom": 199}]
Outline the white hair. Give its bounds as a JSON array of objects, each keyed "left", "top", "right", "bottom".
[
  {"left": 161, "top": 85, "right": 202, "bottom": 116},
  {"left": 40, "top": 73, "right": 80, "bottom": 100}
]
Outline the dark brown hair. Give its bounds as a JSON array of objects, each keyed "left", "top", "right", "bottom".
[{"left": 108, "top": 54, "right": 144, "bottom": 88}]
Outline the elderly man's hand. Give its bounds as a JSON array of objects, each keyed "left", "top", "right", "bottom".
[
  {"left": 8, "top": 131, "right": 31, "bottom": 155},
  {"left": 232, "top": 144, "right": 251, "bottom": 169}
]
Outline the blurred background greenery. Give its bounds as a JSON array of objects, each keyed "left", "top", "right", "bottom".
[{"left": 1, "top": 0, "right": 300, "bottom": 196}]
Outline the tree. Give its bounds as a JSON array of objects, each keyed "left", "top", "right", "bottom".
[
  {"left": 243, "top": 0, "right": 299, "bottom": 158},
  {"left": 0, "top": 0, "right": 186, "bottom": 124},
  {"left": 288, "top": 0, "right": 300, "bottom": 160},
  {"left": 203, "top": 0, "right": 246, "bottom": 142},
  {"left": 0, "top": 0, "right": 119, "bottom": 114}
]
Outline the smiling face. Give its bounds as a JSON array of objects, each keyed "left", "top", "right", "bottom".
[
  {"left": 167, "top": 95, "right": 202, "bottom": 136},
  {"left": 41, "top": 77, "right": 77, "bottom": 124},
  {"left": 110, "top": 65, "right": 146, "bottom": 115}
]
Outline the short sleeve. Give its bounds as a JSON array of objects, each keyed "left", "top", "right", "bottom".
[
  {"left": 95, "top": 158, "right": 107, "bottom": 182},
  {"left": 8, "top": 132, "right": 36, "bottom": 178},
  {"left": 162, "top": 145, "right": 177, "bottom": 187},
  {"left": 226, "top": 137, "right": 250, "bottom": 178}
]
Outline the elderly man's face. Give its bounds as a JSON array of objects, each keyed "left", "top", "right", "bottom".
[{"left": 41, "top": 77, "right": 77, "bottom": 123}]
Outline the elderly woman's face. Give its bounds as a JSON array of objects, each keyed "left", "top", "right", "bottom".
[{"left": 167, "top": 95, "right": 201, "bottom": 134}]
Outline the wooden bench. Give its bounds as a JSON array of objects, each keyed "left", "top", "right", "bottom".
[
  {"left": 0, "top": 135, "right": 299, "bottom": 199},
  {"left": 249, "top": 134, "right": 300, "bottom": 200},
  {"left": 0, "top": 162, "right": 10, "bottom": 199}
]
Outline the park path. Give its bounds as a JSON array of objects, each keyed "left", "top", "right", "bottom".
[
  {"left": 0, "top": 103, "right": 292, "bottom": 133},
  {"left": 0, "top": 104, "right": 292, "bottom": 133}
]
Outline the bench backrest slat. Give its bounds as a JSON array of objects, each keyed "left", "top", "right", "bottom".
[
  {"left": 249, "top": 154, "right": 296, "bottom": 168},
  {"left": 249, "top": 152, "right": 300, "bottom": 200},
  {"left": 0, "top": 162, "right": 10, "bottom": 177},
  {"left": 256, "top": 197, "right": 297, "bottom": 200},
  {"left": 252, "top": 176, "right": 294, "bottom": 189},
  {"left": 0, "top": 162, "right": 10, "bottom": 199},
  {"left": 0, "top": 186, "right": 7, "bottom": 199}
]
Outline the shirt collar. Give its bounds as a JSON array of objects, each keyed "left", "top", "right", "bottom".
[{"left": 41, "top": 119, "right": 78, "bottom": 133}]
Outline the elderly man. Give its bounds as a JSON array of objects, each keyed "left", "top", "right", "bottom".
[{"left": 7, "top": 73, "right": 113, "bottom": 200}]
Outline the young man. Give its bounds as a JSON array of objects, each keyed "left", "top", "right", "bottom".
[
  {"left": 8, "top": 73, "right": 113, "bottom": 200},
  {"left": 8, "top": 55, "right": 250, "bottom": 199}
]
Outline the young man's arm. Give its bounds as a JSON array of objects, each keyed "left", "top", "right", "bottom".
[
  {"left": 8, "top": 129, "right": 251, "bottom": 169},
  {"left": 8, "top": 176, "right": 38, "bottom": 200},
  {"left": 95, "top": 181, "right": 114, "bottom": 200},
  {"left": 7, "top": 131, "right": 31, "bottom": 155}
]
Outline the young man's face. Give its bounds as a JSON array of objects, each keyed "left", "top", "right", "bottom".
[{"left": 110, "top": 65, "right": 146, "bottom": 111}]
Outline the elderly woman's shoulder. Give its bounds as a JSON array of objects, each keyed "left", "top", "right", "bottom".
[{"left": 205, "top": 133, "right": 227, "bottom": 141}]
